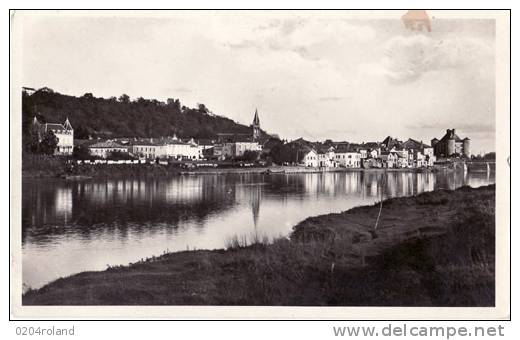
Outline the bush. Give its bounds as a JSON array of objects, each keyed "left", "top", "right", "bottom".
[
  {"left": 72, "top": 144, "right": 91, "bottom": 159},
  {"left": 107, "top": 150, "right": 135, "bottom": 161}
]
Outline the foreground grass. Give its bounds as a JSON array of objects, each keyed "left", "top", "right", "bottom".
[{"left": 23, "top": 185, "right": 495, "bottom": 306}]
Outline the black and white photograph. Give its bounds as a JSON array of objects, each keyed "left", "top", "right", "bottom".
[{"left": 9, "top": 9, "right": 510, "bottom": 320}]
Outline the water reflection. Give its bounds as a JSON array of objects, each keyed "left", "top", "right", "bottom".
[{"left": 22, "top": 170, "right": 495, "bottom": 289}]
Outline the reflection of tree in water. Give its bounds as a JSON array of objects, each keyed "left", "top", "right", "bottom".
[
  {"left": 22, "top": 176, "right": 238, "bottom": 244},
  {"left": 22, "top": 179, "right": 71, "bottom": 242}
]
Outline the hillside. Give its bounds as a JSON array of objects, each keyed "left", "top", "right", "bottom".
[{"left": 22, "top": 88, "right": 262, "bottom": 140}]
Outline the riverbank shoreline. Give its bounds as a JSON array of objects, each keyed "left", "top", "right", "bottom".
[
  {"left": 22, "top": 184, "right": 495, "bottom": 306},
  {"left": 22, "top": 163, "right": 438, "bottom": 179}
]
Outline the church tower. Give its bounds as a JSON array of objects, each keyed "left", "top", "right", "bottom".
[{"left": 252, "top": 109, "right": 260, "bottom": 140}]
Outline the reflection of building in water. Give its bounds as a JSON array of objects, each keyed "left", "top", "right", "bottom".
[
  {"left": 385, "top": 173, "right": 397, "bottom": 197},
  {"left": 369, "top": 177, "right": 378, "bottom": 197},
  {"left": 356, "top": 171, "right": 440, "bottom": 200},
  {"left": 302, "top": 173, "right": 365, "bottom": 197},
  {"left": 415, "top": 173, "right": 436, "bottom": 194},
  {"left": 163, "top": 177, "right": 204, "bottom": 203},
  {"left": 80, "top": 181, "right": 114, "bottom": 205},
  {"left": 251, "top": 185, "right": 261, "bottom": 229},
  {"left": 54, "top": 187, "right": 73, "bottom": 223},
  {"left": 78, "top": 177, "right": 209, "bottom": 207},
  {"left": 321, "top": 173, "right": 336, "bottom": 195},
  {"left": 404, "top": 173, "right": 415, "bottom": 196},
  {"left": 361, "top": 171, "right": 381, "bottom": 198},
  {"left": 303, "top": 174, "right": 319, "bottom": 195},
  {"left": 425, "top": 173, "right": 435, "bottom": 192},
  {"left": 433, "top": 168, "right": 466, "bottom": 190},
  {"left": 453, "top": 168, "right": 467, "bottom": 189},
  {"left": 346, "top": 172, "right": 361, "bottom": 194}
]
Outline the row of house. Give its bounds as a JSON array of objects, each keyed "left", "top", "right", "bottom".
[
  {"left": 31, "top": 113, "right": 464, "bottom": 167},
  {"left": 85, "top": 135, "right": 263, "bottom": 161},
  {"left": 300, "top": 137, "right": 436, "bottom": 169},
  {"left": 33, "top": 109, "right": 264, "bottom": 160},
  {"left": 83, "top": 136, "right": 203, "bottom": 160}
]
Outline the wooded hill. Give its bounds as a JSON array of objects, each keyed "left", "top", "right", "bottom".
[{"left": 22, "top": 88, "right": 264, "bottom": 140}]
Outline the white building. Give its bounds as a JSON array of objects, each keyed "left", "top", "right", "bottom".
[
  {"left": 334, "top": 146, "right": 361, "bottom": 168},
  {"left": 234, "top": 141, "right": 262, "bottom": 157},
  {"left": 422, "top": 147, "right": 436, "bottom": 166},
  {"left": 380, "top": 151, "right": 398, "bottom": 168},
  {"left": 392, "top": 149, "right": 410, "bottom": 168},
  {"left": 88, "top": 140, "right": 128, "bottom": 158},
  {"left": 301, "top": 149, "right": 318, "bottom": 167},
  {"left": 221, "top": 143, "right": 235, "bottom": 159},
  {"left": 368, "top": 149, "right": 379, "bottom": 158},
  {"left": 130, "top": 137, "right": 202, "bottom": 160},
  {"left": 220, "top": 138, "right": 261, "bottom": 159},
  {"left": 32, "top": 117, "right": 74, "bottom": 155},
  {"left": 317, "top": 147, "right": 337, "bottom": 167},
  {"left": 414, "top": 151, "right": 428, "bottom": 167},
  {"left": 165, "top": 138, "right": 201, "bottom": 160},
  {"left": 130, "top": 140, "right": 163, "bottom": 159},
  {"left": 402, "top": 138, "right": 436, "bottom": 167},
  {"left": 396, "top": 153, "right": 409, "bottom": 168},
  {"left": 197, "top": 139, "right": 215, "bottom": 159}
]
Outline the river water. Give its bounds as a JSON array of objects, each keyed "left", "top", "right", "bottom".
[{"left": 22, "top": 169, "right": 495, "bottom": 289}]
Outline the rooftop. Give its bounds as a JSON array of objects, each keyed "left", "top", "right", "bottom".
[
  {"left": 45, "top": 123, "right": 66, "bottom": 130},
  {"left": 403, "top": 138, "right": 431, "bottom": 150},
  {"left": 439, "top": 129, "right": 464, "bottom": 143},
  {"left": 89, "top": 140, "right": 126, "bottom": 149}
]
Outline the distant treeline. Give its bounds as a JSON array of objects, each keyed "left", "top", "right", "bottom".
[
  {"left": 472, "top": 152, "right": 496, "bottom": 161},
  {"left": 22, "top": 88, "right": 260, "bottom": 140}
]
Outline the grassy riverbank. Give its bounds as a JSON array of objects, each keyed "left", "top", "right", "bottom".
[{"left": 22, "top": 184, "right": 495, "bottom": 306}]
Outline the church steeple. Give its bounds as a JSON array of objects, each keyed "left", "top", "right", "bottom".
[{"left": 252, "top": 109, "right": 260, "bottom": 140}]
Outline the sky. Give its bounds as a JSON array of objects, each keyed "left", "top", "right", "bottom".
[{"left": 19, "top": 11, "right": 496, "bottom": 153}]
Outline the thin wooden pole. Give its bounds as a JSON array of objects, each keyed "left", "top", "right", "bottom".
[{"left": 374, "top": 168, "right": 386, "bottom": 230}]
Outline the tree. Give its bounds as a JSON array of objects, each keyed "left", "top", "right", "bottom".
[
  {"left": 483, "top": 152, "right": 496, "bottom": 160},
  {"left": 22, "top": 88, "right": 256, "bottom": 142},
  {"left": 107, "top": 150, "right": 133, "bottom": 160},
  {"left": 241, "top": 150, "right": 260, "bottom": 162},
  {"left": 40, "top": 131, "right": 59, "bottom": 155},
  {"left": 38, "top": 87, "right": 54, "bottom": 93},
  {"left": 167, "top": 98, "right": 181, "bottom": 111},
  {"left": 75, "top": 125, "right": 90, "bottom": 139},
  {"left": 118, "top": 94, "right": 130, "bottom": 103},
  {"left": 270, "top": 143, "right": 298, "bottom": 165},
  {"left": 72, "top": 144, "right": 91, "bottom": 159},
  {"left": 24, "top": 128, "right": 41, "bottom": 153},
  {"left": 197, "top": 103, "right": 209, "bottom": 113},
  {"left": 194, "top": 127, "right": 214, "bottom": 139},
  {"left": 135, "top": 97, "right": 149, "bottom": 105},
  {"left": 263, "top": 137, "right": 283, "bottom": 153}
]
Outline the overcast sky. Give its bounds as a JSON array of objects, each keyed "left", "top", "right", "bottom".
[{"left": 20, "top": 11, "right": 496, "bottom": 153}]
